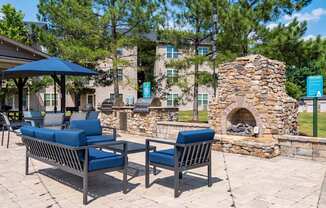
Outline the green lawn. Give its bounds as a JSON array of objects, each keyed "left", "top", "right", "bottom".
[
  {"left": 178, "top": 111, "right": 326, "bottom": 137},
  {"left": 298, "top": 112, "right": 326, "bottom": 137},
  {"left": 178, "top": 110, "right": 208, "bottom": 123}
]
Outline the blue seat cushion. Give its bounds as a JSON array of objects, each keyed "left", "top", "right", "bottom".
[
  {"left": 34, "top": 128, "right": 56, "bottom": 142},
  {"left": 86, "top": 135, "right": 115, "bottom": 145},
  {"left": 70, "top": 119, "right": 102, "bottom": 136},
  {"left": 20, "top": 126, "right": 38, "bottom": 137},
  {"left": 87, "top": 148, "right": 124, "bottom": 171},
  {"left": 149, "top": 149, "right": 175, "bottom": 167},
  {"left": 176, "top": 128, "right": 215, "bottom": 144},
  {"left": 54, "top": 130, "right": 87, "bottom": 147},
  {"left": 157, "top": 148, "right": 175, "bottom": 156}
]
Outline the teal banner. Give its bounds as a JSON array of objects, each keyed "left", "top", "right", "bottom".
[
  {"left": 143, "top": 82, "right": 151, "bottom": 98},
  {"left": 307, "top": 75, "right": 323, "bottom": 97}
]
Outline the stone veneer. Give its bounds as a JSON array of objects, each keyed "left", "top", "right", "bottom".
[
  {"left": 156, "top": 121, "right": 210, "bottom": 139},
  {"left": 277, "top": 135, "right": 326, "bottom": 161},
  {"left": 100, "top": 106, "right": 178, "bottom": 137},
  {"left": 213, "top": 135, "right": 280, "bottom": 158},
  {"left": 209, "top": 55, "right": 298, "bottom": 136}
]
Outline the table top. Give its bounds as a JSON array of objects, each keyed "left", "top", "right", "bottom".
[{"left": 103, "top": 141, "right": 156, "bottom": 154}]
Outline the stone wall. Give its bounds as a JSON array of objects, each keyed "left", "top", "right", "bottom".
[
  {"left": 209, "top": 55, "right": 298, "bottom": 136},
  {"left": 213, "top": 135, "right": 280, "bottom": 158},
  {"left": 99, "top": 107, "right": 178, "bottom": 137},
  {"left": 156, "top": 121, "right": 210, "bottom": 139},
  {"left": 277, "top": 135, "right": 326, "bottom": 161}
]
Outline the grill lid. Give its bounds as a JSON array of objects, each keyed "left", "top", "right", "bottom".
[
  {"left": 133, "top": 97, "right": 161, "bottom": 113},
  {"left": 99, "top": 98, "right": 113, "bottom": 112}
]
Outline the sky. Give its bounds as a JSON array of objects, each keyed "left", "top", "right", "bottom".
[{"left": 0, "top": 0, "right": 325, "bottom": 40}]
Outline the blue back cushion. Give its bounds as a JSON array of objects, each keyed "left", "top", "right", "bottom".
[
  {"left": 176, "top": 129, "right": 215, "bottom": 144},
  {"left": 34, "top": 128, "right": 56, "bottom": 142},
  {"left": 55, "top": 130, "right": 87, "bottom": 147},
  {"left": 70, "top": 119, "right": 102, "bottom": 136},
  {"left": 20, "top": 126, "right": 38, "bottom": 137}
]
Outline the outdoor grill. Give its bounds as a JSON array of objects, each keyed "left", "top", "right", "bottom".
[
  {"left": 99, "top": 98, "right": 114, "bottom": 112},
  {"left": 133, "top": 97, "right": 161, "bottom": 113}
]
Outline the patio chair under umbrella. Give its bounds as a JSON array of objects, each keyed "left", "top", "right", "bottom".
[{"left": 2, "top": 57, "right": 98, "bottom": 119}]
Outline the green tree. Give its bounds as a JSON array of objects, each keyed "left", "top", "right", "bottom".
[
  {"left": 254, "top": 20, "right": 326, "bottom": 98},
  {"left": 38, "top": 0, "right": 166, "bottom": 105},
  {"left": 163, "top": 0, "right": 213, "bottom": 121},
  {"left": 0, "top": 4, "right": 31, "bottom": 44},
  {"left": 215, "top": 0, "right": 311, "bottom": 58},
  {"left": 0, "top": 4, "right": 51, "bottom": 106}
]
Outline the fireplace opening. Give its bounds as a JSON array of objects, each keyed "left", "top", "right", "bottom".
[{"left": 226, "top": 108, "right": 257, "bottom": 136}]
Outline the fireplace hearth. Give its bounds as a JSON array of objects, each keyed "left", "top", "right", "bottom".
[{"left": 209, "top": 55, "right": 298, "bottom": 136}]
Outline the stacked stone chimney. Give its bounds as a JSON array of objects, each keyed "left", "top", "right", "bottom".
[{"left": 209, "top": 55, "right": 298, "bottom": 136}]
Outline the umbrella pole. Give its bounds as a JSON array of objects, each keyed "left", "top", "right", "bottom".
[
  {"left": 54, "top": 77, "right": 57, "bottom": 113},
  {"left": 60, "top": 75, "right": 66, "bottom": 113}
]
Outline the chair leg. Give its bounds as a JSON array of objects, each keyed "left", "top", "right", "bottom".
[
  {"left": 208, "top": 161, "right": 212, "bottom": 187},
  {"left": 25, "top": 152, "right": 29, "bottom": 175},
  {"left": 83, "top": 175, "right": 88, "bottom": 205},
  {"left": 153, "top": 166, "right": 157, "bottom": 175},
  {"left": 123, "top": 162, "right": 128, "bottom": 193},
  {"left": 174, "top": 170, "right": 180, "bottom": 198},
  {"left": 6, "top": 130, "right": 10, "bottom": 148},
  {"left": 145, "top": 150, "right": 150, "bottom": 188},
  {"left": 1, "top": 126, "right": 4, "bottom": 146}
]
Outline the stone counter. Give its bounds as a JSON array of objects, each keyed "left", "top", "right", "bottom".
[
  {"left": 99, "top": 106, "right": 178, "bottom": 137},
  {"left": 277, "top": 135, "right": 326, "bottom": 161}
]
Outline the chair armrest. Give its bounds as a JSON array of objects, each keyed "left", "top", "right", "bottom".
[
  {"left": 87, "top": 140, "right": 127, "bottom": 148},
  {"left": 101, "top": 126, "right": 117, "bottom": 140},
  {"left": 146, "top": 138, "right": 177, "bottom": 146},
  {"left": 101, "top": 125, "right": 115, "bottom": 130}
]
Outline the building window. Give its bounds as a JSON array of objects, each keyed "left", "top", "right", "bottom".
[
  {"left": 166, "top": 45, "right": 179, "bottom": 59},
  {"left": 44, "top": 93, "right": 57, "bottom": 107},
  {"left": 109, "top": 68, "right": 123, "bottom": 80},
  {"left": 117, "top": 48, "right": 123, "bottom": 56},
  {"left": 198, "top": 47, "right": 209, "bottom": 56},
  {"left": 198, "top": 93, "right": 208, "bottom": 106},
  {"left": 167, "top": 93, "right": 178, "bottom": 106},
  {"left": 87, "top": 94, "right": 95, "bottom": 107},
  {"left": 167, "top": 68, "right": 178, "bottom": 85}
]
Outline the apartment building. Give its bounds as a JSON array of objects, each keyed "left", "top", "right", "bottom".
[
  {"left": 1, "top": 32, "right": 215, "bottom": 112},
  {"left": 38, "top": 47, "right": 138, "bottom": 111},
  {"left": 154, "top": 43, "right": 215, "bottom": 111}
]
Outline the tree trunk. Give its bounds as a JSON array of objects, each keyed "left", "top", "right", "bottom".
[
  {"left": 111, "top": 4, "right": 121, "bottom": 106},
  {"left": 193, "top": 24, "right": 200, "bottom": 121},
  {"left": 193, "top": 61, "right": 199, "bottom": 121}
]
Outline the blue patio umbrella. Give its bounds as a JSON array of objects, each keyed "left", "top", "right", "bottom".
[
  {"left": 2, "top": 57, "right": 98, "bottom": 117},
  {"left": 3, "top": 57, "right": 97, "bottom": 77}
]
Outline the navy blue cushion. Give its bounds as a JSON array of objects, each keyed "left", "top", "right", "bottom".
[
  {"left": 70, "top": 119, "right": 102, "bottom": 136},
  {"left": 87, "top": 148, "right": 124, "bottom": 171},
  {"left": 54, "top": 130, "right": 86, "bottom": 147},
  {"left": 34, "top": 128, "right": 56, "bottom": 142},
  {"left": 157, "top": 148, "right": 175, "bottom": 156},
  {"left": 149, "top": 149, "right": 175, "bottom": 167},
  {"left": 86, "top": 135, "right": 115, "bottom": 145},
  {"left": 20, "top": 126, "right": 38, "bottom": 137},
  {"left": 176, "top": 128, "right": 215, "bottom": 144}
]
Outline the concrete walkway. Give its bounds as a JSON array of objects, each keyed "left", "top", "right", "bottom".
[{"left": 0, "top": 133, "right": 326, "bottom": 208}]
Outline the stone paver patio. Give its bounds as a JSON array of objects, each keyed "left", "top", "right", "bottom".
[{"left": 1, "top": 133, "right": 326, "bottom": 208}]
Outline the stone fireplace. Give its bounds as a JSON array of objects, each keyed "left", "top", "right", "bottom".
[{"left": 209, "top": 55, "right": 298, "bottom": 136}]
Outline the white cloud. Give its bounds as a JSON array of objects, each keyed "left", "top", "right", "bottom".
[
  {"left": 284, "top": 8, "right": 326, "bottom": 22},
  {"left": 302, "top": 35, "right": 326, "bottom": 41},
  {"left": 302, "top": 35, "right": 316, "bottom": 40},
  {"left": 267, "top": 23, "right": 278, "bottom": 30}
]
